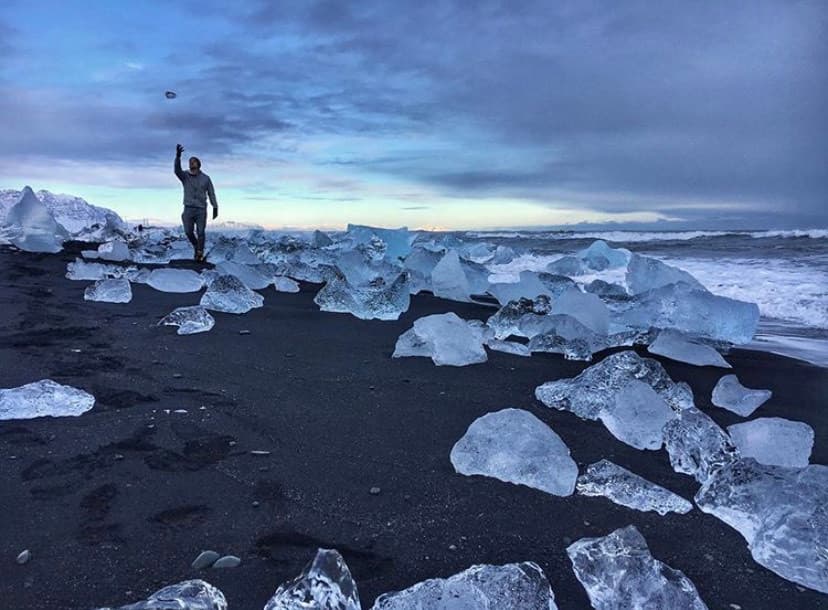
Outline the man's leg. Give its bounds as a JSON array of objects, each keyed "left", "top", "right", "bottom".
[
  {"left": 181, "top": 208, "right": 197, "bottom": 250},
  {"left": 195, "top": 209, "right": 207, "bottom": 258}
]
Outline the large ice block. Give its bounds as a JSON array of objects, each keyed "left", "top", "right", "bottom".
[
  {"left": 264, "top": 548, "right": 360, "bottom": 610},
  {"left": 576, "top": 460, "right": 692, "bottom": 515},
  {"left": 647, "top": 330, "right": 731, "bottom": 368},
  {"left": 663, "top": 407, "right": 737, "bottom": 482},
  {"left": 4, "top": 186, "right": 68, "bottom": 253},
  {"left": 711, "top": 375, "right": 772, "bottom": 416},
  {"left": 431, "top": 250, "right": 489, "bottom": 302},
  {"left": 487, "top": 271, "right": 569, "bottom": 306},
  {"left": 371, "top": 562, "right": 558, "bottom": 610},
  {"left": 551, "top": 287, "right": 610, "bottom": 335},
  {"left": 403, "top": 247, "right": 443, "bottom": 294},
  {"left": 393, "top": 312, "right": 488, "bottom": 366},
  {"left": 147, "top": 268, "right": 204, "bottom": 293},
  {"left": 526, "top": 315, "right": 609, "bottom": 362},
  {"left": 96, "top": 239, "right": 131, "bottom": 262},
  {"left": 200, "top": 274, "right": 264, "bottom": 314},
  {"left": 314, "top": 268, "right": 410, "bottom": 320},
  {"left": 215, "top": 261, "right": 273, "bottom": 289},
  {"left": 0, "top": 379, "right": 95, "bottom": 420},
  {"left": 487, "top": 296, "right": 553, "bottom": 340},
  {"left": 84, "top": 278, "right": 132, "bottom": 303},
  {"left": 95, "top": 579, "right": 227, "bottom": 610},
  {"left": 626, "top": 254, "right": 705, "bottom": 294},
  {"left": 601, "top": 380, "right": 677, "bottom": 450},
  {"left": 567, "top": 525, "right": 709, "bottom": 610},
  {"left": 727, "top": 418, "right": 813, "bottom": 468},
  {"left": 159, "top": 306, "right": 215, "bottom": 335},
  {"left": 344, "top": 224, "right": 413, "bottom": 262},
  {"left": 450, "top": 408, "right": 577, "bottom": 496},
  {"left": 695, "top": 458, "right": 828, "bottom": 594},
  {"left": 578, "top": 240, "right": 631, "bottom": 270}
]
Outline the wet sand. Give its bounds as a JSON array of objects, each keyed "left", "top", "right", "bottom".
[{"left": 1, "top": 244, "right": 826, "bottom": 609}]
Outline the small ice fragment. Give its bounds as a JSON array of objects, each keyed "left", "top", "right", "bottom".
[
  {"left": 200, "top": 274, "right": 263, "bottom": 314},
  {"left": 94, "top": 579, "right": 227, "bottom": 610},
  {"left": 371, "top": 562, "right": 558, "bottom": 610},
  {"left": 567, "top": 525, "right": 708, "bottom": 610},
  {"left": 450, "top": 408, "right": 577, "bottom": 496},
  {"left": 393, "top": 312, "right": 487, "bottom": 366},
  {"left": 273, "top": 276, "right": 300, "bottom": 293},
  {"left": 711, "top": 375, "right": 772, "bottom": 417},
  {"left": 727, "top": 418, "right": 813, "bottom": 468},
  {"left": 486, "top": 338, "right": 530, "bottom": 357},
  {"left": 264, "top": 548, "right": 360, "bottom": 610},
  {"left": 576, "top": 459, "right": 692, "bottom": 515},
  {"left": 96, "top": 239, "right": 130, "bottom": 262},
  {"left": 84, "top": 278, "right": 132, "bottom": 303},
  {"left": 159, "top": 306, "right": 215, "bottom": 335},
  {"left": 0, "top": 379, "right": 95, "bottom": 420},
  {"left": 648, "top": 330, "right": 731, "bottom": 368}
]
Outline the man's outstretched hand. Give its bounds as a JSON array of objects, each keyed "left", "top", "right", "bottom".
[
  {"left": 176, "top": 144, "right": 184, "bottom": 157},
  {"left": 213, "top": 207, "right": 219, "bottom": 220}
]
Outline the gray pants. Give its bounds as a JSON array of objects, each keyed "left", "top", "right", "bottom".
[{"left": 181, "top": 206, "right": 207, "bottom": 253}]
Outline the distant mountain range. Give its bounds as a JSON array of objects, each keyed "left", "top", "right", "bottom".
[{"left": 0, "top": 188, "right": 126, "bottom": 235}]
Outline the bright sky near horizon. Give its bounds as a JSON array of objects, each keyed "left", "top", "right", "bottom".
[{"left": 0, "top": 1, "right": 825, "bottom": 231}]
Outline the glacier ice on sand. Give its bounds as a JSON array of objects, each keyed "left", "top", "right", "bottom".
[
  {"left": 215, "top": 260, "right": 273, "bottom": 290},
  {"left": 393, "top": 312, "right": 488, "bottom": 366},
  {"left": 711, "top": 374, "right": 772, "bottom": 416},
  {"left": 84, "top": 278, "right": 132, "bottom": 303},
  {"left": 727, "top": 418, "right": 813, "bottom": 468},
  {"left": 159, "top": 306, "right": 215, "bottom": 335},
  {"left": 94, "top": 579, "right": 227, "bottom": 610},
  {"left": 314, "top": 267, "right": 410, "bottom": 320},
  {"left": 626, "top": 253, "right": 705, "bottom": 295},
  {"left": 273, "top": 276, "right": 300, "bottom": 293},
  {"left": 3, "top": 186, "right": 68, "bottom": 253},
  {"left": 147, "top": 268, "right": 204, "bottom": 293},
  {"left": 0, "top": 379, "right": 95, "bottom": 420},
  {"left": 372, "top": 562, "right": 558, "bottom": 610},
  {"left": 647, "top": 330, "right": 731, "bottom": 368},
  {"left": 264, "top": 548, "right": 360, "bottom": 610},
  {"left": 200, "top": 274, "right": 264, "bottom": 314},
  {"left": 567, "top": 525, "right": 709, "bottom": 610},
  {"left": 450, "top": 408, "right": 577, "bottom": 496},
  {"left": 576, "top": 459, "right": 692, "bottom": 515},
  {"left": 431, "top": 249, "right": 490, "bottom": 302}
]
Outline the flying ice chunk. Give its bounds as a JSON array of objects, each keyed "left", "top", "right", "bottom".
[
  {"left": 314, "top": 268, "right": 410, "bottom": 320},
  {"left": 147, "top": 268, "right": 204, "bottom": 293},
  {"left": 84, "top": 278, "right": 132, "bottom": 303},
  {"left": 663, "top": 407, "right": 737, "bottom": 482},
  {"left": 578, "top": 240, "right": 631, "bottom": 270},
  {"left": 371, "top": 561, "right": 558, "bottom": 610},
  {"left": 617, "top": 282, "right": 759, "bottom": 344},
  {"left": 601, "top": 380, "right": 677, "bottom": 450},
  {"left": 431, "top": 250, "right": 490, "bottom": 302},
  {"left": 567, "top": 525, "right": 709, "bottom": 610},
  {"left": 711, "top": 374, "right": 772, "bottom": 416},
  {"left": 486, "top": 338, "right": 531, "bottom": 357},
  {"left": 4, "top": 186, "right": 68, "bottom": 253},
  {"left": 200, "top": 274, "right": 264, "bottom": 314},
  {"left": 450, "top": 408, "right": 577, "bottom": 496},
  {"left": 727, "top": 418, "right": 813, "bottom": 468},
  {"left": 626, "top": 253, "right": 706, "bottom": 295},
  {"left": 576, "top": 460, "right": 692, "bottom": 515},
  {"left": 648, "top": 330, "right": 731, "bottom": 368},
  {"left": 215, "top": 261, "right": 273, "bottom": 289},
  {"left": 551, "top": 287, "right": 610, "bottom": 335},
  {"left": 0, "top": 379, "right": 95, "bottom": 420},
  {"left": 393, "top": 312, "right": 488, "bottom": 366},
  {"left": 264, "top": 548, "right": 360, "bottom": 610},
  {"left": 695, "top": 458, "right": 828, "bottom": 594},
  {"left": 158, "top": 306, "right": 215, "bottom": 335},
  {"left": 487, "top": 296, "right": 553, "bottom": 339},
  {"left": 274, "top": 276, "right": 300, "bottom": 293},
  {"left": 96, "top": 239, "right": 131, "bottom": 262},
  {"left": 95, "top": 579, "right": 227, "bottom": 610}
]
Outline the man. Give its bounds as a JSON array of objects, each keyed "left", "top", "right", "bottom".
[{"left": 174, "top": 144, "right": 218, "bottom": 262}]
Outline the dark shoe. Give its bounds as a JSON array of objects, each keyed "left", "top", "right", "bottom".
[{"left": 195, "top": 250, "right": 204, "bottom": 263}]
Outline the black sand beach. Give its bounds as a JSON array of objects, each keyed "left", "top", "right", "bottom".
[{"left": 1, "top": 244, "right": 827, "bottom": 610}]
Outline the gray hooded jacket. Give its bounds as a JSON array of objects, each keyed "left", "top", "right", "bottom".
[{"left": 175, "top": 157, "right": 218, "bottom": 210}]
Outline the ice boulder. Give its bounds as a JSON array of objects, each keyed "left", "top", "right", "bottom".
[
  {"left": 84, "top": 278, "right": 132, "bottom": 303},
  {"left": 567, "top": 525, "right": 708, "bottom": 610},
  {"left": 487, "top": 271, "right": 570, "bottom": 306},
  {"left": 393, "top": 312, "right": 488, "bottom": 366},
  {"left": 200, "top": 274, "right": 263, "bottom": 314},
  {"left": 647, "top": 330, "right": 731, "bottom": 368},
  {"left": 600, "top": 380, "right": 678, "bottom": 450},
  {"left": 147, "top": 268, "right": 204, "bottom": 293},
  {"left": 314, "top": 268, "right": 410, "bottom": 321},
  {"left": 727, "top": 418, "right": 813, "bottom": 468},
  {"left": 4, "top": 186, "right": 68, "bottom": 253},
  {"left": 344, "top": 224, "right": 413, "bottom": 262},
  {"left": 626, "top": 254, "right": 705, "bottom": 294},
  {"left": 578, "top": 240, "right": 631, "bottom": 270},
  {"left": 371, "top": 562, "right": 558, "bottom": 610},
  {"left": 264, "top": 548, "right": 360, "bottom": 610},
  {"left": 551, "top": 287, "right": 610, "bottom": 335},
  {"left": 663, "top": 407, "right": 737, "bottom": 483},
  {"left": 159, "top": 306, "right": 215, "bottom": 335},
  {"left": 0, "top": 379, "right": 95, "bottom": 420},
  {"left": 576, "top": 460, "right": 692, "bottom": 515},
  {"left": 695, "top": 459, "right": 828, "bottom": 594},
  {"left": 431, "top": 250, "right": 490, "bottom": 302},
  {"left": 450, "top": 408, "right": 577, "bottom": 496},
  {"left": 487, "top": 296, "right": 553, "bottom": 340},
  {"left": 94, "top": 579, "right": 227, "bottom": 610},
  {"left": 711, "top": 375, "right": 772, "bottom": 416},
  {"left": 96, "top": 239, "right": 131, "bottom": 262},
  {"left": 526, "top": 315, "right": 610, "bottom": 362},
  {"left": 274, "top": 276, "right": 300, "bottom": 293}
]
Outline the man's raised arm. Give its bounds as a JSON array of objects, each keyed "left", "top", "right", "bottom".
[{"left": 174, "top": 144, "right": 186, "bottom": 182}]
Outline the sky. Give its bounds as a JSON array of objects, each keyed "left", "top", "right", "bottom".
[{"left": 0, "top": 0, "right": 825, "bottom": 231}]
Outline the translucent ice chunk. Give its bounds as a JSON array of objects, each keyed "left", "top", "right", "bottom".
[
  {"left": 576, "top": 460, "right": 692, "bottom": 515},
  {"left": 158, "top": 306, "right": 215, "bottom": 335},
  {"left": 727, "top": 418, "right": 813, "bottom": 468},
  {"left": 486, "top": 338, "right": 531, "bottom": 357},
  {"left": 526, "top": 315, "right": 609, "bottom": 362},
  {"left": 663, "top": 407, "right": 737, "bottom": 482},
  {"left": 393, "top": 312, "right": 488, "bottom": 366},
  {"left": 695, "top": 458, "right": 828, "bottom": 593},
  {"left": 66, "top": 259, "right": 136, "bottom": 281},
  {"left": 312, "top": 229, "right": 333, "bottom": 248},
  {"left": 626, "top": 254, "right": 705, "bottom": 295},
  {"left": 431, "top": 250, "right": 490, "bottom": 302},
  {"left": 4, "top": 186, "right": 68, "bottom": 253},
  {"left": 487, "top": 296, "right": 553, "bottom": 340},
  {"left": 314, "top": 268, "right": 410, "bottom": 320},
  {"left": 95, "top": 579, "right": 227, "bottom": 610},
  {"left": 578, "top": 240, "right": 631, "bottom": 270},
  {"left": 147, "top": 269, "right": 204, "bottom": 293},
  {"left": 647, "top": 330, "right": 731, "bottom": 368},
  {"left": 274, "top": 276, "right": 300, "bottom": 293},
  {"left": 545, "top": 255, "right": 588, "bottom": 276},
  {"left": 450, "top": 408, "right": 577, "bottom": 496},
  {"left": 96, "top": 239, "right": 131, "bottom": 262},
  {"left": 200, "top": 274, "right": 264, "bottom": 314},
  {"left": 371, "top": 561, "right": 558, "bottom": 610},
  {"left": 207, "top": 238, "right": 260, "bottom": 264},
  {"left": 567, "top": 525, "right": 708, "bottom": 610},
  {"left": 585, "top": 279, "right": 628, "bottom": 298},
  {"left": 0, "top": 379, "right": 95, "bottom": 420},
  {"left": 215, "top": 261, "right": 273, "bottom": 289},
  {"left": 487, "top": 271, "right": 566, "bottom": 306},
  {"left": 711, "top": 375, "right": 772, "bottom": 416},
  {"left": 601, "top": 380, "right": 677, "bottom": 450},
  {"left": 403, "top": 247, "right": 443, "bottom": 294},
  {"left": 551, "top": 287, "right": 610, "bottom": 335},
  {"left": 344, "top": 224, "right": 413, "bottom": 262},
  {"left": 264, "top": 548, "right": 360, "bottom": 610},
  {"left": 84, "top": 278, "right": 132, "bottom": 303}
]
